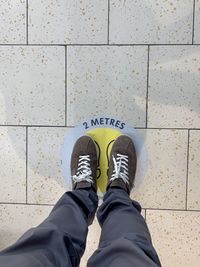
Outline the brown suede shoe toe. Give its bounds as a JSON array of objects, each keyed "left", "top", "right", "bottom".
[
  {"left": 107, "top": 135, "right": 137, "bottom": 194},
  {"left": 71, "top": 135, "right": 97, "bottom": 191}
]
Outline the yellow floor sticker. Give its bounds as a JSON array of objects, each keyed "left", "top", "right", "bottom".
[
  {"left": 85, "top": 127, "right": 122, "bottom": 194},
  {"left": 61, "top": 116, "right": 148, "bottom": 198}
]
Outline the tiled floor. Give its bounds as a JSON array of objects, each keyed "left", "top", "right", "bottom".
[{"left": 0, "top": 1, "right": 200, "bottom": 266}]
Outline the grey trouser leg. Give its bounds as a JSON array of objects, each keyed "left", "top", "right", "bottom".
[
  {"left": 0, "top": 188, "right": 98, "bottom": 267},
  {"left": 87, "top": 188, "right": 162, "bottom": 267}
]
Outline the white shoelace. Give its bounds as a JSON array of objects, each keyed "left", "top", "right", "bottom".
[
  {"left": 72, "top": 155, "right": 94, "bottom": 184},
  {"left": 110, "top": 153, "right": 129, "bottom": 185}
]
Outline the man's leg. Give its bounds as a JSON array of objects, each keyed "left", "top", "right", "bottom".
[
  {"left": 0, "top": 187, "right": 98, "bottom": 267},
  {"left": 87, "top": 187, "right": 161, "bottom": 267}
]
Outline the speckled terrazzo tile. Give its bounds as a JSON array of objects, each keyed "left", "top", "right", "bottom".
[
  {"left": 194, "top": 0, "right": 200, "bottom": 43},
  {"left": 0, "top": 0, "right": 26, "bottom": 44},
  {"left": 110, "top": 0, "right": 193, "bottom": 44},
  {"left": 146, "top": 210, "right": 200, "bottom": 267},
  {"left": 0, "top": 46, "right": 65, "bottom": 125},
  {"left": 80, "top": 210, "right": 145, "bottom": 267},
  {"left": 0, "top": 127, "right": 26, "bottom": 203},
  {"left": 27, "top": 127, "right": 68, "bottom": 204},
  {"left": 80, "top": 217, "right": 101, "bottom": 267},
  {"left": 67, "top": 46, "right": 148, "bottom": 127},
  {"left": 148, "top": 46, "right": 200, "bottom": 128},
  {"left": 132, "top": 129, "right": 188, "bottom": 209},
  {"left": 187, "top": 130, "right": 200, "bottom": 210},
  {"left": 0, "top": 204, "right": 52, "bottom": 250},
  {"left": 28, "top": 0, "right": 108, "bottom": 44}
]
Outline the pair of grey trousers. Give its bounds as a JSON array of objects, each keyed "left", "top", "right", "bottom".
[{"left": 0, "top": 187, "right": 161, "bottom": 267}]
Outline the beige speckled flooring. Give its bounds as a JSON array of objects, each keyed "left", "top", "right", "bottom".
[{"left": 0, "top": 1, "right": 200, "bottom": 266}]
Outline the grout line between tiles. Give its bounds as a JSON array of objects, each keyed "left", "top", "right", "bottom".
[
  {"left": 192, "top": 0, "right": 196, "bottom": 44},
  {"left": 65, "top": 45, "right": 67, "bottom": 126},
  {"left": 0, "top": 125, "right": 71, "bottom": 128},
  {"left": 26, "top": 127, "right": 28, "bottom": 203},
  {"left": 26, "top": 0, "right": 28, "bottom": 44},
  {"left": 185, "top": 130, "right": 190, "bottom": 210},
  {"left": 0, "top": 203, "right": 199, "bottom": 212},
  {"left": 146, "top": 46, "right": 150, "bottom": 128},
  {"left": 136, "top": 127, "right": 200, "bottom": 131},
  {"left": 0, "top": 202, "right": 54, "bottom": 207},
  {"left": 145, "top": 207, "right": 200, "bottom": 212},
  {"left": 107, "top": 0, "right": 110, "bottom": 44},
  {"left": 0, "top": 44, "right": 66, "bottom": 47},
  {"left": 0, "top": 43, "right": 200, "bottom": 46},
  {"left": 1, "top": 125, "right": 200, "bottom": 130}
]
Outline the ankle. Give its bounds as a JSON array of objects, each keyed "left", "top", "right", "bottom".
[
  {"left": 74, "top": 181, "right": 97, "bottom": 192},
  {"left": 107, "top": 179, "right": 130, "bottom": 195}
]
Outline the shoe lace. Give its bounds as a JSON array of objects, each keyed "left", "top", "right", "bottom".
[
  {"left": 72, "top": 155, "right": 94, "bottom": 184},
  {"left": 110, "top": 153, "right": 129, "bottom": 185}
]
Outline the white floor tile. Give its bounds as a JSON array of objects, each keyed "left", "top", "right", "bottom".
[
  {"left": 0, "top": 127, "right": 26, "bottom": 203},
  {"left": 110, "top": 0, "right": 193, "bottom": 44},
  {"left": 28, "top": 0, "right": 108, "bottom": 44},
  {"left": 148, "top": 46, "right": 200, "bottom": 128},
  {"left": 146, "top": 210, "right": 200, "bottom": 267},
  {"left": 0, "top": 0, "right": 26, "bottom": 44},
  {"left": 67, "top": 46, "right": 148, "bottom": 127},
  {"left": 0, "top": 204, "right": 52, "bottom": 250},
  {"left": 188, "top": 130, "right": 200, "bottom": 210},
  {"left": 0, "top": 46, "right": 65, "bottom": 125},
  {"left": 194, "top": 0, "right": 200, "bottom": 43},
  {"left": 133, "top": 129, "right": 188, "bottom": 209},
  {"left": 27, "top": 127, "right": 68, "bottom": 204}
]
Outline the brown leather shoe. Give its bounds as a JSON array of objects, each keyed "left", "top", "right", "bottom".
[
  {"left": 107, "top": 135, "right": 137, "bottom": 194},
  {"left": 71, "top": 135, "right": 97, "bottom": 191}
]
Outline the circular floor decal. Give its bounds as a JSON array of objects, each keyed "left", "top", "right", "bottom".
[{"left": 61, "top": 117, "right": 148, "bottom": 198}]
